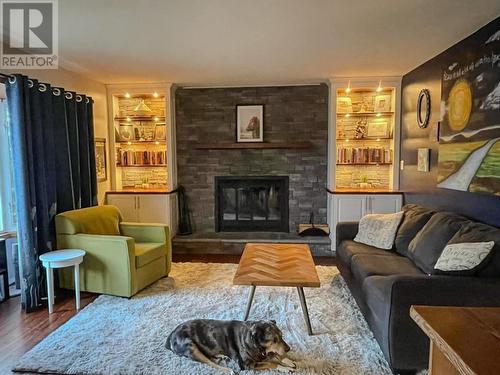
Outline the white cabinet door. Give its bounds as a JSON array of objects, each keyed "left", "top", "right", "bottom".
[
  {"left": 334, "top": 195, "right": 367, "bottom": 223},
  {"left": 331, "top": 194, "right": 367, "bottom": 251},
  {"left": 137, "top": 195, "right": 169, "bottom": 224},
  {"left": 106, "top": 194, "right": 138, "bottom": 221},
  {"left": 368, "top": 195, "right": 402, "bottom": 214}
]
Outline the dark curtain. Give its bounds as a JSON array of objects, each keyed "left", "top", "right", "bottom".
[{"left": 6, "top": 74, "right": 97, "bottom": 312}]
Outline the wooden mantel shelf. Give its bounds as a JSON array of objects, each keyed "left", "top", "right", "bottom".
[{"left": 194, "top": 142, "right": 313, "bottom": 150}]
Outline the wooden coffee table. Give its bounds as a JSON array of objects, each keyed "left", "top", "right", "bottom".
[{"left": 233, "top": 243, "right": 320, "bottom": 335}]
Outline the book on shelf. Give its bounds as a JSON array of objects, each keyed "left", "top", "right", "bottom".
[
  {"left": 117, "top": 149, "right": 167, "bottom": 166},
  {"left": 337, "top": 146, "right": 392, "bottom": 164}
]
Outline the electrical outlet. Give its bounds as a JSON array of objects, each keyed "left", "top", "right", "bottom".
[{"left": 400, "top": 160, "right": 405, "bottom": 170}]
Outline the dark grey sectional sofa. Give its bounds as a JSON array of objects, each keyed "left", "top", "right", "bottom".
[{"left": 335, "top": 204, "right": 500, "bottom": 374}]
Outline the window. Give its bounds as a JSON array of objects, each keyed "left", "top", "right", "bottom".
[{"left": 0, "top": 89, "right": 16, "bottom": 232}]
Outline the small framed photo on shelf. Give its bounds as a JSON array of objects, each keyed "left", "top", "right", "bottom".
[
  {"left": 366, "top": 118, "right": 390, "bottom": 138},
  {"left": 155, "top": 123, "right": 166, "bottom": 140},
  {"left": 337, "top": 97, "right": 353, "bottom": 113},
  {"left": 119, "top": 124, "right": 134, "bottom": 141},
  {"left": 417, "top": 148, "right": 430, "bottom": 172},
  {"left": 94, "top": 138, "right": 107, "bottom": 182},
  {"left": 374, "top": 94, "right": 392, "bottom": 112},
  {"left": 236, "top": 105, "right": 264, "bottom": 142}
]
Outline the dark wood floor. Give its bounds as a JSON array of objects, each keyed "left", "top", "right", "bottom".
[{"left": 0, "top": 254, "right": 336, "bottom": 374}]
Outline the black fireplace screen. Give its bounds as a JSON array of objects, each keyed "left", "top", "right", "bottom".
[{"left": 215, "top": 176, "right": 289, "bottom": 232}]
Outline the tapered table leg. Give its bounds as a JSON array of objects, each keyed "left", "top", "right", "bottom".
[
  {"left": 46, "top": 267, "right": 54, "bottom": 314},
  {"left": 74, "top": 264, "right": 80, "bottom": 310},
  {"left": 297, "top": 287, "right": 313, "bottom": 335},
  {"left": 243, "top": 285, "right": 256, "bottom": 320}
]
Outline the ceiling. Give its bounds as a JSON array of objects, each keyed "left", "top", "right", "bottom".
[{"left": 57, "top": 0, "right": 500, "bottom": 85}]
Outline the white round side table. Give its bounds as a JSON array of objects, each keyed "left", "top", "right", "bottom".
[{"left": 39, "top": 249, "right": 86, "bottom": 314}]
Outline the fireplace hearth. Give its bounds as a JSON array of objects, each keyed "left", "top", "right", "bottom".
[{"left": 215, "top": 176, "right": 289, "bottom": 232}]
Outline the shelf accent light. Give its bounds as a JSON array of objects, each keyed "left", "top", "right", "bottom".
[
  {"left": 153, "top": 92, "right": 159, "bottom": 98},
  {"left": 345, "top": 80, "right": 351, "bottom": 93},
  {"left": 376, "top": 113, "right": 382, "bottom": 117},
  {"left": 376, "top": 81, "right": 383, "bottom": 92},
  {"left": 126, "top": 117, "right": 131, "bottom": 122},
  {"left": 154, "top": 116, "right": 159, "bottom": 121},
  {"left": 345, "top": 113, "right": 350, "bottom": 118},
  {"left": 124, "top": 92, "right": 131, "bottom": 98}
]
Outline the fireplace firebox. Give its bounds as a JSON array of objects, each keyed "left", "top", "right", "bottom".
[{"left": 215, "top": 176, "right": 289, "bottom": 232}]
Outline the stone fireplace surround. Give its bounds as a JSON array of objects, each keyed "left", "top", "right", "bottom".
[{"left": 175, "top": 84, "right": 328, "bottom": 234}]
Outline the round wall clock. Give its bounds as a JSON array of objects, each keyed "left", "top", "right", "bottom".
[{"left": 417, "top": 89, "right": 431, "bottom": 128}]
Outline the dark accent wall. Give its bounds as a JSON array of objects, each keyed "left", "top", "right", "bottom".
[
  {"left": 175, "top": 85, "right": 328, "bottom": 232},
  {"left": 400, "top": 16, "right": 500, "bottom": 227}
]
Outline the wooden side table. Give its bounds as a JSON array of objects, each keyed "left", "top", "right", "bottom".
[
  {"left": 410, "top": 305, "right": 500, "bottom": 375},
  {"left": 39, "top": 249, "right": 86, "bottom": 314}
]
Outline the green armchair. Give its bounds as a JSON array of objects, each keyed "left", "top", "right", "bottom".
[{"left": 55, "top": 205, "right": 171, "bottom": 297}]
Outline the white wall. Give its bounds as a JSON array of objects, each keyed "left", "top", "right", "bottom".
[{"left": 1, "top": 67, "right": 110, "bottom": 204}]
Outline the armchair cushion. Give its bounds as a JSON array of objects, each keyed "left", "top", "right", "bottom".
[
  {"left": 135, "top": 243, "right": 165, "bottom": 268},
  {"left": 56, "top": 205, "right": 121, "bottom": 235},
  {"left": 120, "top": 222, "right": 169, "bottom": 243}
]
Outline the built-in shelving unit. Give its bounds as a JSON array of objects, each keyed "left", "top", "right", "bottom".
[
  {"left": 108, "top": 87, "right": 171, "bottom": 190},
  {"left": 105, "top": 83, "right": 178, "bottom": 234},
  {"left": 329, "top": 78, "right": 401, "bottom": 191}
]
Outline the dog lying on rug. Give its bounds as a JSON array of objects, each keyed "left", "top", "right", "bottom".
[{"left": 166, "top": 319, "right": 297, "bottom": 374}]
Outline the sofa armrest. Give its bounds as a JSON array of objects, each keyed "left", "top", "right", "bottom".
[
  {"left": 120, "top": 222, "right": 169, "bottom": 244},
  {"left": 385, "top": 274, "right": 500, "bottom": 369},
  {"left": 336, "top": 221, "right": 359, "bottom": 249},
  {"left": 57, "top": 233, "right": 136, "bottom": 296}
]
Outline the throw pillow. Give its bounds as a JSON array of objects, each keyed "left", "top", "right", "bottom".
[
  {"left": 354, "top": 211, "right": 404, "bottom": 250},
  {"left": 407, "top": 212, "right": 470, "bottom": 274},
  {"left": 434, "top": 241, "right": 495, "bottom": 275},
  {"left": 394, "top": 204, "right": 435, "bottom": 256},
  {"left": 447, "top": 222, "right": 500, "bottom": 277}
]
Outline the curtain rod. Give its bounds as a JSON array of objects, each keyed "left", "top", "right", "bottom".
[{"left": 0, "top": 73, "right": 93, "bottom": 102}]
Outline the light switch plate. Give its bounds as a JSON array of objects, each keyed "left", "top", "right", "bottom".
[{"left": 400, "top": 160, "right": 405, "bottom": 170}]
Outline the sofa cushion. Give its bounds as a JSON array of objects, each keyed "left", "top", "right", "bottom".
[
  {"left": 337, "top": 240, "right": 395, "bottom": 267},
  {"left": 351, "top": 254, "right": 423, "bottom": 281},
  {"left": 446, "top": 222, "right": 500, "bottom": 277},
  {"left": 395, "top": 204, "right": 435, "bottom": 256},
  {"left": 354, "top": 211, "right": 404, "bottom": 249},
  {"left": 433, "top": 241, "right": 495, "bottom": 275},
  {"left": 135, "top": 243, "right": 165, "bottom": 268},
  {"left": 408, "top": 212, "right": 470, "bottom": 274}
]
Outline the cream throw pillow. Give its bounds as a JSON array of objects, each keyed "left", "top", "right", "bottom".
[
  {"left": 354, "top": 211, "right": 404, "bottom": 250},
  {"left": 434, "top": 241, "right": 495, "bottom": 273}
]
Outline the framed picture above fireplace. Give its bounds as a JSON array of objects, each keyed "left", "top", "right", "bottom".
[{"left": 236, "top": 105, "right": 264, "bottom": 142}]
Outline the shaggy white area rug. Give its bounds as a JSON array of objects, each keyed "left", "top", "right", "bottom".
[{"left": 14, "top": 263, "right": 394, "bottom": 375}]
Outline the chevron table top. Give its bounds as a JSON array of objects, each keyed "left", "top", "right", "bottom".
[{"left": 233, "top": 243, "right": 320, "bottom": 287}]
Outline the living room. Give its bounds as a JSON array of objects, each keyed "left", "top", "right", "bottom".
[{"left": 0, "top": 1, "right": 499, "bottom": 374}]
